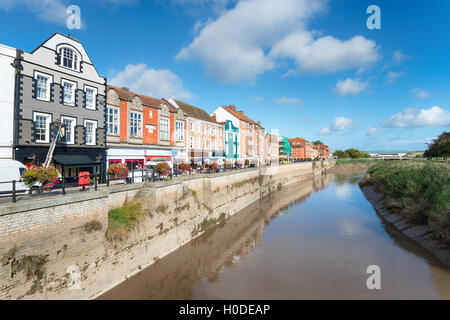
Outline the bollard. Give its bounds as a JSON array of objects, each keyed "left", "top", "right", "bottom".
[
  {"left": 94, "top": 173, "right": 98, "bottom": 191},
  {"left": 12, "top": 180, "right": 16, "bottom": 203},
  {"left": 62, "top": 176, "right": 66, "bottom": 195}
]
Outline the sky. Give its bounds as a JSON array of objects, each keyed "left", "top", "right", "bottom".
[{"left": 1, "top": 0, "right": 449, "bottom": 152}]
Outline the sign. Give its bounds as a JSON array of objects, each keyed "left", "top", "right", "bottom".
[{"left": 78, "top": 171, "right": 90, "bottom": 187}]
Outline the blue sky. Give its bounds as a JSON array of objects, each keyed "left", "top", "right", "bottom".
[{"left": 1, "top": 0, "right": 449, "bottom": 152}]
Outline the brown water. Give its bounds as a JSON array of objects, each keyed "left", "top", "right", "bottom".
[{"left": 99, "top": 173, "right": 450, "bottom": 300}]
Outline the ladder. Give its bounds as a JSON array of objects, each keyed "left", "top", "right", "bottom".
[{"left": 43, "top": 123, "right": 63, "bottom": 168}]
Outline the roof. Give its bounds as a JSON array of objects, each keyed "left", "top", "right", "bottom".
[
  {"left": 222, "top": 106, "right": 257, "bottom": 125},
  {"left": 107, "top": 85, "right": 171, "bottom": 110},
  {"left": 174, "top": 99, "right": 216, "bottom": 123},
  {"left": 289, "top": 137, "right": 309, "bottom": 146}
]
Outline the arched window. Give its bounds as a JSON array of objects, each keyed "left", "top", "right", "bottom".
[{"left": 59, "top": 47, "right": 79, "bottom": 71}]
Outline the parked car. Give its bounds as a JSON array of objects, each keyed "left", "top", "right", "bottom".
[{"left": 0, "top": 160, "right": 30, "bottom": 195}]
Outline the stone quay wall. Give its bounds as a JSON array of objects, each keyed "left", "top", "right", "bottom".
[{"left": 0, "top": 160, "right": 334, "bottom": 299}]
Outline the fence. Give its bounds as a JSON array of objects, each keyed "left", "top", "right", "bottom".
[{"left": 0, "top": 160, "right": 332, "bottom": 204}]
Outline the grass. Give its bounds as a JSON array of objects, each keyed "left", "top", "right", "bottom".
[
  {"left": 360, "top": 161, "right": 450, "bottom": 245},
  {"left": 84, "top": 220, "right": 102, "bottom": 233},
  {"left": 106, "top": 200, "right": 143, "bottom": 241}
]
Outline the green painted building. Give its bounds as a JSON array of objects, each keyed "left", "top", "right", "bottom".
[
  {"left": 279, "top": 136, "right": 291, "bottom": 163},
  {"left": 224, "top": 120, "right": 239, "bottom": 162}
]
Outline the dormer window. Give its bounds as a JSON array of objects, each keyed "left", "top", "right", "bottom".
[{"left": 58, "top": 47, "right": 79, "bottom": 71}]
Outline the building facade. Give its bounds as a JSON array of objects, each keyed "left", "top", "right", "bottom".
[
  {"left": 12, "top": 33, "right": 107, "bottom": 177},
  {"left": 168, "top": 99, "right": 224, "bottom": 165},
  {"left": 289, "top": 137, "right": 307, "bottom": 160},
  {"left": 0, "top": 43, "right": 16, "bottom": 160},
  {"left": 106, "top": 86, "right": 186, "bottom": 169},
  {"left": 223, "top": 120, "right": 239, "bottom": 163},
  {"left": 279, "top": 136, "right": 291, "bottom": 163},
  {"left": 211, "top": 105, "right": 261, "bottom": 165}
]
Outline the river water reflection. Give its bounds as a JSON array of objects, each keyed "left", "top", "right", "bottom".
[{"left": 99, "top": 173, "right": 450, "bottom": 300}]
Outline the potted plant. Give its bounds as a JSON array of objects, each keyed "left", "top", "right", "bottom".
[
  {"left": 107, "top": 163, "right": 128, "bottom": 182},
  {"left": 155, "top": 162, "right": 171, "bottom": 177},
  {"left": 245, "top": 159, "right": 250, "bottom": 167},
  {"left": 209, "top": 161, "right": 219, "bottom": 172},
  {"left": 22, "top": 166, "right": 59, "bottom": 192},
  {"left": 178, "top": 162, "right": 190, "bottom": 174}
]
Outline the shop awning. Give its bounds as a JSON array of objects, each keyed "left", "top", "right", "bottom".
[{"left": 53, "top": 155, "right": 100, "bottom": 168}]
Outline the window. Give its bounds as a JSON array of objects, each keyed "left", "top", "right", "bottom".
[
  {"left": 84, "top": 86, "right": 97, "bottom": 110},
  {"left": 61, "top": 116, "right": 76, "bottom": 144},
  {"left": 208, "top": 138, "right": 212, "bottom": 150},
  {"left": 213, "top": 126, "right": 216, "bottom": 136},
  {"left": 33, "top": 112, "right": 51, "bottom": 143},
  {"left": 160, "top": 117, "right": 170, "bottom": 140},
  {"left": 189, "top": 122, "right": 193, "bottom": 132},
  {"left": 35, "top": 72, "right": 52, "bottom": 101},
  {"left": 190, "top": 136, "right": 194, "bottom": 148},
  {"left": 84, "top": 120, "right": 97, "bottom": 145},
  {"left": 202, "top": 125, "right": 206, "bottom": 134},
  {"left": 107, "top": 106, "right": 119, "bottom": 135},
  {"left": 149, "top": 110, "right": 153, "bottom": 120},
  {"left": 208, "top": 126, "right": 211, "bottom": 135},
  {"left": 129, "top": 112, "right": 142, "bottom": 137},
  {"left": 202, "top": 137, "right": 206, "bottom": 149},
  {"left": 196, "top": 137, "right": 200, "bottom": 149},
  {"left": 59, "top": 47, "right": 79, "bottom": 71},
  {"left": 197, "top": 123, "right": 200, "bottom": 133},
  {"left": 176, "top": 120, "right": 184, "bottom": 141},
  {"left": 62, "top": 79, "right": 76, "bottom": 106}
]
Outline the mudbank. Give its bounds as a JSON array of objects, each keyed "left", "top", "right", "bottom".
[{"left": 361, "top": 186, "right": 450, "bottom": 266}]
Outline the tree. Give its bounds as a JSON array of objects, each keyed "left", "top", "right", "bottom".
[
  {"left": 333, "top": 150, "right": 349, "bottom": 158},
  {"left": 312, "top": 140, "right": 324, "bottom": 145},
  {"left": 425, "top": 131, "right": 450, "bottom": 162}
]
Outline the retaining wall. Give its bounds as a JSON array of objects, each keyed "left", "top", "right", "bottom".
[{"left": 0, "top": 161, "right": 334, "bottom": 299}]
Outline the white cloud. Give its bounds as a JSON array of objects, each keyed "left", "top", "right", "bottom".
[
  {"left": 319, "top": 116, "right": 353, "bottom": 135},
  {"left": 0, "top": 0, "right": 68, "bottom": 24},
  {"left": 367, "top": 127, "right": 380, "bottom": 136},
  {"left": 386, "top": 71, "right": 405, "bottom": 84},
  {"left": 334, "top": 78, "right": 368, "bottom": 96},
  {"left": 331, "top": 117, "right": 353, "bottom": 131},
  {"left": 251, "top": 96, "right": 264, "bottom": 102},
  {"left": 383, "top": 106, "right": 450, "bottom": 128},
  {"left": 271, "top": 33, "right": 379, "bottom": 75},
  {"left": 410, "top": 88, "right": 430, "bottom": 99},
  {"left": 273, "top": 96, "right": 302, "bottom": 106},
  {"left": 109, "top": 63, "right": 193, "bottom": 100},
  {"left": 393, "top": 50, "right": 411, "bottom": 64},
  {"left": 176, "top": 0, "right": 379, "bottom": 83}
]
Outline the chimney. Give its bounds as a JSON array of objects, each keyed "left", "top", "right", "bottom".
[{"left": 211, "top": 114, "right": 216, "bottom": 121}]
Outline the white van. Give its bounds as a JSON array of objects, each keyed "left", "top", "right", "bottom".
[{"left": 0, "top": 160, "right": 29, "bottom": 195}]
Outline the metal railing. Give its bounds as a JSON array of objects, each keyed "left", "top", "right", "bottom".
[{"left": 0, "top": 160, "right": 334, "bottom": 204}]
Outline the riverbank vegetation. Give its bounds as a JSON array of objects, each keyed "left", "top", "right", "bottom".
[
  {"left": 333, "top": 148, "right": 371, "bottom": 159},
  {"left": 106, "top": 200, "right": 143, "bottom": 241},
  {"left": 360, "top": 161, "right": 450, "bottom": 245}
]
